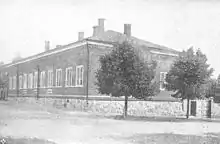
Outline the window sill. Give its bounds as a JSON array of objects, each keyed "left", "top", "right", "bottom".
[
  {"left": 75, "top": 85, "right": 83, "bottom": 88},
  {"left": 54, "top": 86, "right": 63, "bottom": 88},
  {"left": 65, "top": 86, "right": 83, "bottom": 88}
]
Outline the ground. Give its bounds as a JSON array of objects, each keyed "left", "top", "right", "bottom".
[{"left": 0, "top": 100, "right": 220, "bottom": 144}]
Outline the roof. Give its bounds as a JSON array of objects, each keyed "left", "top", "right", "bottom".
[
  {"left": 88, "top": 30, "right": 180, "bottom": 54},
  {"left": 0, "top": 30, "right": 179, "bottom": 68},
  {"left": 0, "top": 39, "right": 114, "bottom": 68}
]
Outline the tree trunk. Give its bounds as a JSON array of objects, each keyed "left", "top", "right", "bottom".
[
  {"left": 123, "top": 95, "right": 128, "bottom": 118},
  {"left": 186, "top": 96, "right": 190, "bottom": 119}
]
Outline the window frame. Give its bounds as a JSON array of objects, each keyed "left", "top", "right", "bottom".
[
  {"left": 9, "top": 77, "right": 12, "bottom": 90},
  {"left": 65, "top": 67, "right": 73, "bottom": 87},
  {"left": 23, "top": 74, "right": 27, "bottom": 89},
  {"left": 76, "top": 65, "right": 84, "bottom": 87},
  {"left": 47, "top": 70, "right": 53, "bottom": 88},
  {"left": 13, "top": 76, "right": 16, "bottom": 90},
  {"left": 19, "top": 75, "right": 23, "bottom": 89},
  {"left": 28, "top": 73, "right": 33, "bottom": 89},
  {"left": 55, "top": 69, "right": 62, "bottom": 87},
  {"left": 40, "top": 71, "right": 46, "bottom": 88},
  {"left": 33, "top": 71, "right": 38, "bottom": 89},
  {"left": 159, "top": 72, "right": 168, "bottom": 91}
]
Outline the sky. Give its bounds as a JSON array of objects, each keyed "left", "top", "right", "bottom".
[{"left": 0, "top": 0, "right": 220, "bottom": 78}]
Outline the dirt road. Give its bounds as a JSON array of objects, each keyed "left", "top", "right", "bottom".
[{"left": 0, "top": 101, "right": 220, "bottom": 144}]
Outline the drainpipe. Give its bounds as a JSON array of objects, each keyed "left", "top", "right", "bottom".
[{"left": 86, "top": 39, "right": 89, "bottom": 107}]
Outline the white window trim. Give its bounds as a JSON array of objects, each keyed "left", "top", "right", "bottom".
[
  {"left": 19, "top": 75, "right": 23, "bottom": 89},
  {"left": 160, "top": 72, "right": 167, "bottom": 91},
  {"left": 28, "top": 73, "right": 33, "bottom": 89},
  {"left": 47, "top": 70, "right": 53, "bottom": 88},
  {"left": 13, "top": 76, "right": 16, "bottom": 90},
  {"left": 55, "top": 69, "right": 62, "bottom": 87},
  {"left": 65, "top": 67, "right": 74, "bottom": 87},
  {"left": 33, "top": 71, "right": 38, "bottom": 89},
  {"left": 75, "top": 65, "right": 84, "bottom": 87},
  {"left": 23, "top": 74, "right": 27, "bottom": 89},
  {"left": 40, "top": 71, "right": 46, "bottom": 88},
  {"left": 9, "top": 77, "right": 12, "bottom": 90}
]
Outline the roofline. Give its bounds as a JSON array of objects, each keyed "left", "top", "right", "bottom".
[
  {"left": 1, "top": 39, "right": 114, "bottom": 68},
  {"left": 150, "top": 50, "right": 179, "bottom": 57}
]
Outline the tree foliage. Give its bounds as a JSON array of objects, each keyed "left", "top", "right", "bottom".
[
  {"left": 95, "top": 41, "right": 158, "bottom": 99},
  {"left": 165, "top": 47, "right": 214, "bottom": 100},
  {"left": 217, "top": 74, "right": 220, "bottom": 86}
]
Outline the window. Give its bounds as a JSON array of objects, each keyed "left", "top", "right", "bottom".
[
  {"left": 23, "top": 74, "right": 27, "bottom": 89},
  {"left": 28, "top": 73, "right": 33, "bottom": 89},
  {"left": 47, "top": 70, "right": 53, "bottom": 88},
  {"left": 9, "top": 77, "right": 12, "bottom": 90},
  {"left": 13, "top": 76, "right": 16, "bottom": 89},
  {"left": 19, "top": 75, "right": 23, "bottom": 89},
  {"left": 56, "top": 69, "right": 62, "bottom": 87},
  {"left": 160, "top": 72, "right": 167, "bottom": 91},
  {"left": 76, "top": 65, "right": 84, "bottom": 87},
  {"left": 65, "top": 67, "right": 73, "bottom": 87},
  {"left": 40, "top": 71, "right": 46, "bottom": 88},
  {"left": 33, "top": 71, "right": 38, "bottom": 88}
]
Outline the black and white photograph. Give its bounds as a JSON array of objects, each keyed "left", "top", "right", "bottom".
[{"left": 0, "top": 0, "right": 220, "bottom": 143}]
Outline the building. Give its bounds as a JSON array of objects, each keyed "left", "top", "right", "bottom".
[{"left": 0, "top": 18, "right": 179, "bottom": 100}]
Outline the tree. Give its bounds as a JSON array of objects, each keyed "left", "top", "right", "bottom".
[
  {"left": 165, "top": 47, "right": 213, "bottom": 119},
  {"left": 217, "top": 74, "right": 220, "bottom": 86},
  {"left": 95, "top": 41, "right": 158, "bottom": 118}
]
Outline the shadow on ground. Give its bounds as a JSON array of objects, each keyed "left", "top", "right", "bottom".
[{"left": 108, "top": 133, "right": 220, "bottom": 144}]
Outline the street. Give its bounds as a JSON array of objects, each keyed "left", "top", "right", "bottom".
[{"left": 0, "top": 101, "right": 220, "bottom": 144}]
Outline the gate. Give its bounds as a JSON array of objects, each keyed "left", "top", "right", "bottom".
[
  {"left": 207, "top": 99, "right": 212, "bottom": 118},
  {"left": 190, "top": 101, "right": 197, "bottom": 116}
]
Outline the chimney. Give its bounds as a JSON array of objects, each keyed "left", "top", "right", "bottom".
[
  {"left": 93, "top": 26, "right": 100, "bottom": 37},
  {"left": 45, "top": 41, "right": 50, "bottom": 51},
  {"left": 78, "top": 32, "right": 84, "bottom": 41},
  {"left": 124, "top": 24, "right": 131, "bottom": 37},
  {"left": 98, "top": 18, "right": 105, "bottom": 34}
]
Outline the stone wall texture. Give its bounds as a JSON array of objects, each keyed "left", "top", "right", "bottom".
[{"left": 7, "top": 97, "right": 219, "bottom": 118}]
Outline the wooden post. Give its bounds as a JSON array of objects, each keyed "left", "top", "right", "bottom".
[{"left": 86, "top": 39, "right": 89, "bottom": 107}]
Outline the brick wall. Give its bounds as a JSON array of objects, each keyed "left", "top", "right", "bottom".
[
  {"left": 4, "top": 45, "right": 88, "bottom": 97},
  {"left": 2, "top": 41, "right": 177, "bottom": 98}
]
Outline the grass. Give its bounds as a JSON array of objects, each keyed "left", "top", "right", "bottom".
[
  {"left": 0, "top": 136, "right": 56, "bottom": 144},
  {"left": 110, "top": 133, "right": 220, "bottom": 144}
]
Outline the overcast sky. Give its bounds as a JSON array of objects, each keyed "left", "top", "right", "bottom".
[{"left": 0, "top": 0, "right": 220, "bottom": 77}]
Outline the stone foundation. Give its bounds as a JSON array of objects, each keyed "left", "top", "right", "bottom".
[{"left": 6, "top": 96, "right": 216, "bottom": 118}]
